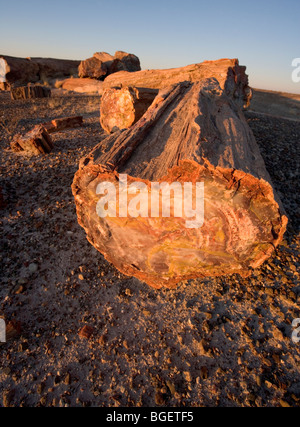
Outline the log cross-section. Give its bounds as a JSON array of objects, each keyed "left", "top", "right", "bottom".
[
  {"left": 100, "top": 86, "right": 159, "bottom": 133},
  {"left": 102, "top": 58, "right": 252, "bottom": 109}
]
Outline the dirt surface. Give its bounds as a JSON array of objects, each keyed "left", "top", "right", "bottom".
[
  {"left": 249, "top": 88, "right": 300, "bottom": 122},
  {"left": 0, "top": 90, "right": 299, "bottom": 407}
]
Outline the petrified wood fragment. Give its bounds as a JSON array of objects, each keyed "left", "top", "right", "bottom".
[
  {"left": 11, "top": 116, "right": 83, "bottom": 154},
  {"left": 0, "top": 54, "right": 80, "bottom": 86},
  {"left": 100, "top": 86, "right": 159, "bottom": 133},
  {"left": 11, "top": 125, "right": 53, "bottom": 155},
  {"left": 72, "top": 79, "right": 287, "bottom": 289},
  {"left": 43, "top": 116, "right": 83, "bottom": 133},
  {"left": 10, "top": 83, "right": 51, "bottom": 100}
]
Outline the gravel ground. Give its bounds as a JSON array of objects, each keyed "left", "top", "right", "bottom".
[{"left": 0, "top": 91, "right": 299, "bottom": 407}]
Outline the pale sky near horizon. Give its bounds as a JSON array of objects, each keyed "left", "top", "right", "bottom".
[{"left": 0, "top": 0, "right": 299, "bottom": 93}]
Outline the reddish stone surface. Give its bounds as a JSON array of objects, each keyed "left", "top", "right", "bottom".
[
  {"left": 103, "top": 58, "right": 252, "bottom": 109},
  {"left": 0, "top": 54, "right": 80, "bottom": 86},
  {"left": 100, "top": 86, "right": 158, "bottom": 133}
]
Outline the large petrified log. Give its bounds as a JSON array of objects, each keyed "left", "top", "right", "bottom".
[
  {"left": 43, "top": 116, "right": 83, "bottom": 133},
  {"left": 103, "top": 58, "right": 252, "bottom": 109},
  {"left": 0, "top": 55, "right": 80, "bottom": 87},
  {"left": 72, "top": 79, "right": 287, "bottom": 289},
  {"left": 100, "top": 86, "right": 159, "bottom": 133}
]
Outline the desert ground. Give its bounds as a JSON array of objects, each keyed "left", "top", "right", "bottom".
[
  {"left": 249, "top": 88, "right": 300, "bottom": 121},
  {"left": 0, "top": 88, "right": 299, "bottom": 407}
]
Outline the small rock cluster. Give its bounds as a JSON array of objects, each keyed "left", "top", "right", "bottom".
[{"left": 78, "top": 51, "right": 141, "bottom": 80}]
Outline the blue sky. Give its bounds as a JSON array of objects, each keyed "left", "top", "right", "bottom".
[{"left": 0, "top": 0, "right": 299, "bottom": 93}]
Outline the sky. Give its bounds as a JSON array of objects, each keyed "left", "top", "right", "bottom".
[{"left": 0, "top": 0, "right": 299, "bottom": 93}]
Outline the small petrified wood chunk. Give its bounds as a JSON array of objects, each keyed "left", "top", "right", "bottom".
[
  {"left": 11, "top": 125, "right": 53, "bottom": 154},
  {"left": 43, "top": 116, "right": 83, "bottom": 133}
]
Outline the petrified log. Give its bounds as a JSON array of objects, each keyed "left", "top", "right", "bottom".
[
  {"left": 30, "top": 57, "right": 80, "bottom": 79},
  {"left": 72, "top": 79, "right": 287, "bottom": 289},
  {"left": 94, "top": 51, "right": 141, "bottom": 74},
  {"left": 93, "top": 52, "right": 115, "bottom": 64},
  {"left": 11, "top": 125, "right": 53, "bottom": 155},
  {"left": 10, "top": 84, "right": 51, "bottom": 100},
  {"left": 0, "top": 55, "right": 80, "bottom": 86},
  {"left": 60, "top": 77, "right": 103, "bottom": 94},
  {"left": 43, "top": 116, "right": 83, "bottom": 133},
  {"left": 0, "top": 55, "right": 39, "bottom": 87},
  {"left": 100, "top": 86, "right": 159, "bottom": 133},
  {"left": 103, "top": 58, "right": 252, "bottom": 109}
]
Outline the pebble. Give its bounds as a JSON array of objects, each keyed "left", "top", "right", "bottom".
[{"left": 28, "top": 263, "right": 38, "bottom": 273}]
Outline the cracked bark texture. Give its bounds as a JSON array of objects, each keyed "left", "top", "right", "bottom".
[
  {"left": 72, "top": 79, "right": 287, "bottom": 289},
  {"left": 103, "top": 58, "right": 252, "bottom": 109}
]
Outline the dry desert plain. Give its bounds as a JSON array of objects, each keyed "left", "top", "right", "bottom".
[{"left": 0, "top": 87, "right": 299, "bottom": 407}]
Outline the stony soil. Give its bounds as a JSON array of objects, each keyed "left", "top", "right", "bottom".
[{"left": 0, "top": 91, "right": 299, "bottom": 407}]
